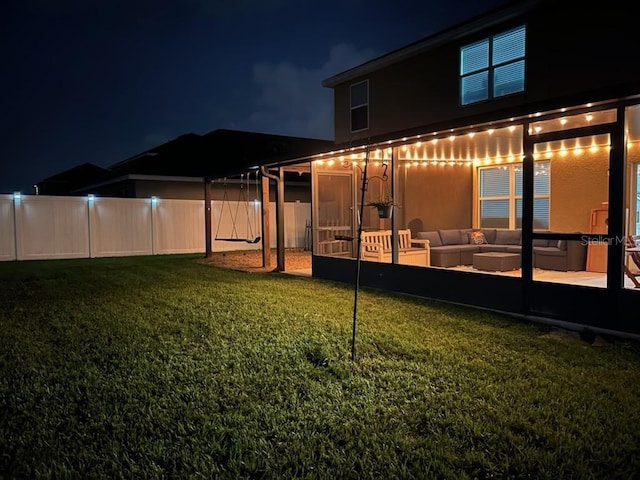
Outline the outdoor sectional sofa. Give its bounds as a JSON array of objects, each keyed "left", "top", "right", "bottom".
[{"left": 415, "top": 228, "right": 587, "bottom": 271}]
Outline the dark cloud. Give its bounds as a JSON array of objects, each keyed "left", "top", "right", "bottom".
[{"left": 248, "top": 43, "right": 375, "bottom": 139}]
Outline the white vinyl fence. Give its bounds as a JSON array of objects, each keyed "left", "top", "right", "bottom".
[{"left": 0, "top": 194, "right": 310, "bottom": 262}]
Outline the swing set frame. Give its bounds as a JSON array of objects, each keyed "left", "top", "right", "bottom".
[{"left": 214, "top": 172, "right": 261, "bottom": 244}]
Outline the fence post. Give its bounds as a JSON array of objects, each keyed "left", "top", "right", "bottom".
[
  {"left": 12, "top": 192, "right": 20, "bottom": 261},
  {"left": 150, "top": 196, "right": 157, "bottom": 255},
  {"left": 87, "top": 194, "right": 94, "bottom": 258}
]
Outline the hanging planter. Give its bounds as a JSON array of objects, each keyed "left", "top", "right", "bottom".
[
  {"left": 376, "top": 204, "right": 393, "bottom": 219},
  {"left": 367, "top": 199, "right": 396, "bottom": 219}
]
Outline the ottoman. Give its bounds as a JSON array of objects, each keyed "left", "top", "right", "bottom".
[{"left": 473, "top": 252, "right": 521, "bottom": 271}]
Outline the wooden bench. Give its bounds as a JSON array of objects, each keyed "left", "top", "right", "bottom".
[{"left": 360, "top": 229, "right": 430, "bottom": 266}]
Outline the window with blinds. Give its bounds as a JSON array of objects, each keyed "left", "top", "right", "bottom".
[
  {"left": 460, "top": 26, "right": 526, "bottom": 105},
  {"left": 479, "top": 161, "right": 549, "bottom": 229},
  {"left": 350, "top": 80, "right": 369, "bottom": 132}
]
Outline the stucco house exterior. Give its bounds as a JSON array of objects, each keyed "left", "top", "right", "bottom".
[{"left": 263, "top": 0, "right": 640, "bottom": 338}]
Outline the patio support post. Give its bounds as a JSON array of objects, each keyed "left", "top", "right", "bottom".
[
  {"left": 261, "top": 166, "right": 285, "bottom": 272},
  {"left": 261, "top": 173, "right": 271, "bottom": 268},
  {"left": 276, "top": 167, "right": 285, "bottom": 270},
  {"left": 607, "top": 107, "right": 626, "bottom": 291},
  {"left": 522, "top": 123, "right": 534, "bottom": 313},
  {"left": 204, "top": 177, "right": 213, "bottom": 258}
]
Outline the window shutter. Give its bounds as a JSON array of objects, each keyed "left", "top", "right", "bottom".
[
  {"left": 482, "top": 162, "right": 549, "bottom": 230},
  {"left": 461, "top": 25, "right": 526, "bottom": 104},
  {"left": 518, "top": 199, "right": 549, "bottom": 229},
  {"left": 461, "top": 40, "right": 488, "bottom": 75},
  {"left": 492, "top": 26, "right": 525, "bottom": 65},
  {"left": 534, "top": 162, "right": 550, "bottom": 194},
  {"left": 480, "top": 200, "right": 510, "bottom": 228},
  {"left": 533, "top": 198, "right": 550, "bottom": 229},
  {"left": 480, "top": 167, "right": 509, "bottom": 196},
  {"left": 494, "top": 61, "right": 525, "bottom": 97},
  {"left": 461, "top": 72, "right": 489, "bottom": 105}
]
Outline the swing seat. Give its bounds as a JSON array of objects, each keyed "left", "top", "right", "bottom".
[{"left": 215, "top": 236, "right": 261, "bottom": 244}]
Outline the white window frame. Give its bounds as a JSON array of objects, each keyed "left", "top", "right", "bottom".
[
  {"left": 478, "top": 161, "right": 550, "bottom": 229},
  {"left": 350, "top": 80, "right": 369, "bottom": 132},
  {"left": 460, "top": 25, "right": 526, "bottom": 106}
]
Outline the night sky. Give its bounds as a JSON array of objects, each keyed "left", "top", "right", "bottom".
[{"left": 1, "top": 0, "right": 507, "bottom": 195}]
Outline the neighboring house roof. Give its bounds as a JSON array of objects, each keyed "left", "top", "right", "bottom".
[
  {"left": 108, "top": 129, "right": 333, "bottom": 179},
  {"left": 322, "top": 0, "right": 542, "bottom": 88},
  {"left": 37, "top": 129, "right": 334, "bottom": 195},
  {"left": 37, "top": 162, "right": 112, "bottom": 195}
]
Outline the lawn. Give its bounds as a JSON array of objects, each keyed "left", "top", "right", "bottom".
[{"left": 1, "top": 254, "right": 639, "bottom": 479}]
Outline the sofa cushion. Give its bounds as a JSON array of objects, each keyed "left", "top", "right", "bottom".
[
  {"left": 533, "top": 239, "right": 549, "bottom": 247},
  {"left": 417, "top": 231, "right": 442, "bottom": 247},
  {"left": 535, "top": 246, "right": 565, "bottom": 257},
  {"left": 495, "top": 229, "right": 521, "bottom": 245},
  {"left": 481, "top": 228, "right": 497, "bottom": 244},
  {"left": 479, "top": 244, "right": 508, "bottom": 253},
  {"left": 459, "top": 244, "right": 481, "bottom": 252},
  {"left": 430, "top": 245, "right": 462, "bottom": 253},
  {"left": 557, "top": 240, "right": 567, "bottom": 251},
  {"left": 439, "top": 229, "right": 464, "bottom": 245},
  {"left": 461, "top": 228, "right": 473, "bottom": 241}
]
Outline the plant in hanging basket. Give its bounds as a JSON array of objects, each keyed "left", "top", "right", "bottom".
[{"left": 366, "top": 198, "right": 397, "bottom": 219}]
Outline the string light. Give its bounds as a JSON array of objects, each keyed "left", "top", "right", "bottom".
[{"left": 314, "top": 122, "right": 611, "bottom": 169}]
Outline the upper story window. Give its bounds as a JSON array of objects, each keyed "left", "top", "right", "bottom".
[
  {"left": 460, "top": 25, "right": 526, "bottom": 106},
  {"left": 350, "top": 80, "right": 369, "bottom": 132}
]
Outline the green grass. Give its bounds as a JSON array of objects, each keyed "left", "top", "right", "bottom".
[{"left": 1, "top": 254, "right": 639, "bottom": 479}]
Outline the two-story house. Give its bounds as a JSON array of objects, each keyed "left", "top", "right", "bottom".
[{"left": 264, "top": 0, "right": 640, "bottom": 338}]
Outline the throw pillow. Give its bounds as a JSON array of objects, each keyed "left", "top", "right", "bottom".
[{"left": 469, "top": 230, "right": 487, "bottom": 245}]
